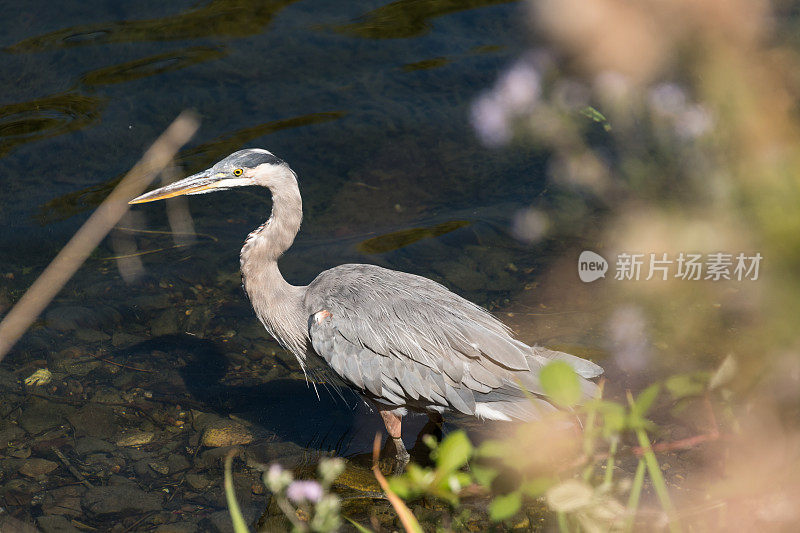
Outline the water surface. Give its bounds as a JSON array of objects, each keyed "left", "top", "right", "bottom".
[{"left": 0, "top": 1, "right": 599, "bottom": 529}]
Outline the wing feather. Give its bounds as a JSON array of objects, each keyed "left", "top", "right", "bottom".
[{"left": 306, "top": 264, "right": 602, "bottom": 415}]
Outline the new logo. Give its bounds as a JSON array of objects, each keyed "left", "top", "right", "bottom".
[{"left": 578, "top": 251, "right": 608, "bottom": 282}]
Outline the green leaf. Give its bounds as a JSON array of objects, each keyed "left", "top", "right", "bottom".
[
  {"left": 521, "top": 477, "right": 555, "bottom": 497},
  {"left": 580, "top": 106, "right": 612, "bottom": 131},
  {"left": 633, "top": 384, "right": 660, "bottom": 418},
  {"left": 476, "top": 439, "right": 506, "bottom": 459},
  {"left": 471, "top": 464, "right": 499, "bottom": 487},
  {"left": 709, "top": 355, "right": 737, "bottom": 390},
  {"left": 405, "top": 463, "right": 434, "bottom": 488},
  {"left": 388, "top": 477, "right": 411, "bottom": 499},
  {"left": 433, "top": 430, "right": 472, "bottom": 473},
  {"left": 540, "top": 361, "right": 582, "bottom": 407},
  {"left": 665, "top": 372, "right": 710, "bottom": 400},
  {"left": 489, "top": 491, "right": 522, "bottom": 522},
  {"left": 600, "top": 401, "right": 626, "bottom": 437}
]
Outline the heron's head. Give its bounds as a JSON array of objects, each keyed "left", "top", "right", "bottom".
[{"left": 129, "top": 148, "right": 293, "bottom": 204}]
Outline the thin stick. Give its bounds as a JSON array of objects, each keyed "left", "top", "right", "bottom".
[
  {"left": 632, "top": 432, "right": 720, "bottom": 455},
  {"left": 371, "top": 434, "right": 423, "bottom": 533},
  {"left": 88, "top": 353, "right": 155, "bottom": 373},
  {"left": 0, "top": 111, "right": 199, "bottom": 361},
  {"left": 51, "top": 446, "right": 93, "bottom": 489}
]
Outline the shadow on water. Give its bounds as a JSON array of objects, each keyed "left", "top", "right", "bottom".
[
  {"left": 334, "top": 0, "right": 515, "bottom": 39},
  {"left": 120, "top": 334, "right": 395, "bottom": 456},
  {"left": 357, "top": 219, "right": 472, "bottom": 254},
  {"left": 80, "top": 46, "right": 228, "bottom": 86},
  {"left": 0, "top": 93, "right": 104, "bottom": 157},
  {"left": 5, "top": 0, "right": 301, "bottom": 52},
  {"left": 36, "top": 111, "right": 346, "bottom": 224},
  {"left": 115, "top": 330, "right": 450, "bottom": 459}
]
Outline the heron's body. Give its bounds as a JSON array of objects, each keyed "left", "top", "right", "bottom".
[{"left": 131, "top": 148, "right": 603, "bottom": 470}]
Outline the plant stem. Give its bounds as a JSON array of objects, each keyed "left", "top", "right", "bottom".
[
  {"left": 625, "top": 458, "right": 646, "bottom": 532},
  {"left": 557, "top": 511, "right": 570, "bottom": 533},
  {"left": 224, "top": 450, "right": 251, "bottom": 533},
  {"left": 581, "top": 380, "right": 604, "bottom": 481},
  {"left": 603, "top": 435, "right": 619, "bottom": 488},
  {"left": 626, "top": 392, "right": 681, "bottom": 533}
]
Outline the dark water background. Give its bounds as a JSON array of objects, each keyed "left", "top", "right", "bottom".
[{"left": 0, "top": 1, "right": 607, "bottom": 529}]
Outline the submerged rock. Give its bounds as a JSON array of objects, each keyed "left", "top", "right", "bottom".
[
  {"left": 154, "top": 523, "right": 200, "bottom": 533},
  {"left": 0, "top": 424, "right": 25, "bottom": 448},
  {"left": 36, "top": 514, "right": 81, "bottom": 533},
  {"left": 245, "top": 440, "right": 307, "bottom": 470},
  {"left": 45, "top": 306, "right": 100, "bottom": 332},
  {"left": 197, "top": 446, "right": 240, "bottom": 469},
  {"left": 74, "top": 329, "right": 111, "bottom": 343},
  {"left": 48, "top": 347, "right": 101, "bottom": 376},
  {"left": 19, "top": 457, "right": 59, "bottom": 478},
  {"left": 68, "top": 405, "right": 119, "bottom": 438},
  {"left": 0, "top": 516, "right": 38, "bottom": 533},
  {"left": 82, "top": 484, "right": 163, "bottom": 516},
  {"left": 186, "top": 472, "right": 213, "bottom": 490},
  {"left": 18, "top": 399, "right": 72, "bottom": 434},
  {"left": 151, "top": 308, "right": 182, "bottom": 337},
  {"left": 74, "top": 437, "right": 115, "bottom": 455},
  {"left": 167, "top": 453, "right": 191, "bottom": 473},
  {"left": 40, "top": 485, "right": 85, "bottom": 517},
  {"left": 333, "top": 463, "right": 382, "bottom": 493},
  {"left": 115, "top": 430, "right": 155, "bottom": 447},
  {"left": 201, "top": 419, "right": 254, "bottom": 447}
]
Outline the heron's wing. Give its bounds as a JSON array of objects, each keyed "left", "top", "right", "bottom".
[
  {"left": 305, "top": 264, "right": 601, "bottom": 416},
  {"left": 309, "top": 310, "right": 458, "bottom": 410}
]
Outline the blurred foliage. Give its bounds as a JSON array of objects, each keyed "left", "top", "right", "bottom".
[
  {"left": 382, "top": 360, "right": 735, "bottom": 531},
  {"left": 246, "top": 359, "right": 737, "bottom": 531},
  {"left": 227, "top": 456, "right": 347, "bottom": 533}
]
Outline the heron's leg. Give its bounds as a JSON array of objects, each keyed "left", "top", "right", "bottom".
[{"left": 378, "top": 410, "right": 410, "bottom": 474}]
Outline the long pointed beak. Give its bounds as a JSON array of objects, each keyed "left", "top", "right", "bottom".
[{"left": 129, "top": 170, "right": 221, "bottom": 204}]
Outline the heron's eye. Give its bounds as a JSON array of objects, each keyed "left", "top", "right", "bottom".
[{"left": 233, "top": 168, "right": 243, "bottom": 177}]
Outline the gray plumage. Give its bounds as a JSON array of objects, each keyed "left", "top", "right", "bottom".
[{"left": 130, "top": 148, "right": 603, "bottom": 446}]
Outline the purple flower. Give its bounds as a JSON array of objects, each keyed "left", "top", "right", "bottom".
[
  {"left": 286, "top": 480, "right": 323, "bottom": 504},
  {"left": 497, "top": 60, "right": 541, "bottom": 113},
  {"left": 471, "top": 94, "right": 510, "bottom": 147}
]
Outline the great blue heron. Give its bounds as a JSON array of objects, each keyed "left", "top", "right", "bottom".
[{"left": 130, "top": 149, "right": 603, "bottom": 472}]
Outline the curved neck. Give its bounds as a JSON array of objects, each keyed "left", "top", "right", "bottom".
[
  {"left": 241, "top": 176, "right": 303, "bottom": 268},
  {"left": 240, "top": 170, "right": 308, "bottom": 358}
]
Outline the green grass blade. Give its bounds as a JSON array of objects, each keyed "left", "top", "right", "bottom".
[
  {"left": 557, "top": 511, "right": 570, "bottom": 533},
  {"left": 634, "top": 426, "right": 680, "bottom": 533},
  {"left": 345, "top": 516, "right": 376, "bottom": 533},
  {"left": 603, "top": 435, "right": 619, "bottom": 488},
  {"left": 625, "top": 458, "right": 646, "bottom": 532}
]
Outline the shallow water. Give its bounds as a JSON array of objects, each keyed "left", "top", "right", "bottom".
[{"left": 0, "top": 0, "right": 614, "bottom": 530}]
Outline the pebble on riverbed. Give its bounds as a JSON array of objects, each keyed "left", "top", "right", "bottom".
[
  {"left": 200, "top": 418, "right": 254, "bottom": 447},
  {"left": 18, "top": 457, "right": 59, "bottom": 478}
]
